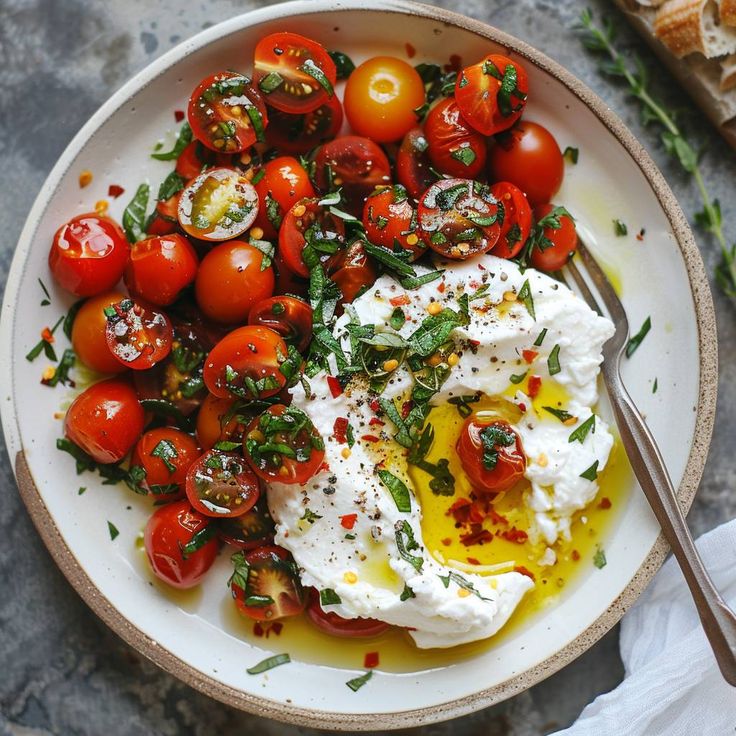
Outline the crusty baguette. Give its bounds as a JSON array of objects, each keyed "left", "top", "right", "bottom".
[
  {"left": 720, "top": 0, "right": 736, "bottom": 26},
  {"left": 720, "top": 53, "right": 736, "bottom": 88},
  {"left": 654, "top": 0, "right": 736, "bottom": 57},
  {"left": 634, "top": 0, "right": 668, "bottom": 6}
]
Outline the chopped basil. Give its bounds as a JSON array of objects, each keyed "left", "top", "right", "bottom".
[
  {"left": 563, "top": 146, "right": 579, "bottom": 164},
  {"left": 346, "top": 670, "right": 373, "bottom": 692},
  {"left": 399, "top": 584, "right": 416, "bottom": 601},
  {"left": 180, "top": 523, "right": 217, "bottom": 557},
  {"left": 448, "top": 393, "right": 481, "bottom": 418},
  {"left": 78, "top": 487, "right": 86, "bottom": 495},
  {"left": 377, "top": 470, "right": 411, "bottom": 513},
  {"left": 626, "top": 317, "right": 651, "bottom": 358},
  {"left": 320, "top": 588, "right": 342, "bottom": 606},
  {"left": 245, "top": 105, "right": 266, "bottom": 143},
  {"left": 435, "top": 182, "right": 468, "bottom": 211},
  {"left": 580, "top": 460, "right": 600, "bottom": 481},
  {"left": 150, "top": 438, "right": 178, "bottom": 473},
  {"left": 328, "top": 50, "right": 356, "bottom": 79},
  {"left": 414, "top": 62, "right": 457, "bottom": 102},
  {"left": 26, "top": 315, "right": 64, "bottom": 362},
  {"left": 394, "top": 520, "right": 423, "bottom": 572},
  {"left": 389, "top": 307, "right": 406, "bottom": 331},
  {"left": 652, "top": 377, "right": 658, "bottom": 394},
  {"left": 438, "top": 570, "right": 490, "bottom": 601},
  {"left": 543, "top": 406, "right": 574, "bottom": 422},
  {"left": 407, "top": 424, "right": 455, "bottom": 496},
  {"left": 38, "top": 278, "right": 50, "bottom": 306},
  {"left": 157, "top": 170, "right": 185, "bottom": 201},
  {"left": 247, "top": 653, "right": 291, "bottom": 674},
  {"left": 406, "top": 306, "right": 468, "bottom": 357},
  {"left": 362, "top": 242, "right": 414, "bottom": 277},
  {"left": 569, "top": 414, "right": 596, "bottom": 444},
  {"left": 151, "top": 121, "right": 192, "bottom": 161},
  {"left": 300, "top": 508, "right": 322, "bottom": 524},
  {"left": 533, "top": 328, "right": 548, "bottom": 347},
  {"left": 139, "top": 398, "right": 195, "bottom": 432},
  {"left": 509, "top": 370, "right": 528, "bottom": 385},
  {"left": 250, "top": 238, "right": 275, "bottom": 271},
  {"left": 401, "top": 269, "right": 444, "bottom": 290},
  {"left": 480, "top": 423, "right": 515, "bottom": 471},
  {"left": 547, "top": 344, "right": 561, "bottom": 375},
  {"left": 450, "top": 146, "right": 476, "bottom": 167},
  {"left": 264, "top": 193, "right": 282, "bottom": 230},
  {"left": 613, "top": 219, "right": 628, "bottom": 236},
  {"left": 301, "top": 58, "right": 334, "bottom": 96},
  {"left": 518, "top": 280, "right": 535, "bottom": 319},
  {"left": 42, "top": 348, "right": 75, "bottom": 388},
  {"left": 122, "top": 183, "right": 150, "bottom": 243},
  {"left": 258, "top": 70, "right": 284, "bottom": 93},
  {"left": 107, "top": 521, "right": 119, "bottom": 541},
  {"left": 593, "top": 547, "right": 607, "bottom": 569},
  {"left": 213, "top": 440, "right": 241, "bottom": 451}
]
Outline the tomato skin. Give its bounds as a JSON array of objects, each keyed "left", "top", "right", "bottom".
[
  {"left": 488, "top": 121, "right": 564, "bottom": 207},
  {"left": 254, "top": 32, "right": 337, "bottom": 115},
  {"left": 175, "top": 141, "right": 231, "bottom": 180},
  {"left": 130, "top": 427, "right": 201, "bottom": 495},
  {"left": 396, "top": 127, "right": 435, "bottom": 201},
  {"left": 203, "top": 326, "right": 289, "bottom": 400},
  {"left": 194, "top": 240, "right": 275, "bottom": 325},
  {"left": 306, "top": 589, "right": 390, "bottom": 638},
  {"left": 362, "top": 186, "right": 424, "bottom": 261},
  {"left": 455, "top": 54, "right": 529, "bottom": 136},
  {"left": 529, "top": 204, "right": 578, "bottom": 272},
  {"left": 64, "top": 379, "right": 144, "bottom": 464},
  {"left": 248, "top": 295, "right": 313, "bottom": 353},
  {"left": 265, "top": 95, "right": 343, "bottom": 155},
  {"left": 274, "top": 252, "right": 310, "bottom": 299},
  {"left": 105, "top": 299, "right": 173, "bottom": 371},
  {"left": 71, "top": 290, "right": 127, "bottom": 374},
  {"left": 489, "top": 182, "right": 532, "bottom": 259},
  {"left": 124, "top": 234, "right": 199, "bottom": 307},
  {"left": 254, "top": 156, "right": 315, "bottom": 240},
  {"left": 456, "top": 416, "right": 526, "bottom": 494},
  {"left": 49, "top": 214, "right": 129, "bottom": 297},
  {"left": 327, "top": 240, "right": 378, "bottom": 305},
  {"left": 219, "top": 498, "right": 275, "bottom": 549},
  {"left": 196, "top": 394, "right": 244, "bottom": 451},
  {"left": 146, "top": 194, "right": 181, "bottom": 237},
  {"left": 424, "top": 98, "right": 487, "bottom": 180},
  {"left": 144, "top": 500, "right": 218, "bottom": 589},
  {"left": 344, "top": 56, "right": 425, "bottom": 143}
]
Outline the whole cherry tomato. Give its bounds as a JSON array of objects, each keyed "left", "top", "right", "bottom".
[
  {"left": 327, "top": 240, "right": 378, "bottom": 305},
  {"left": 248, "top": 295, "right": 313, "bottom": 353},
  {"left": 195, "top": 394, "right": 244, "bottom": 451},
  {"left": 396, "top": 127, "right": 435, "bottom": 202},
  {"left": 489, "top": 181, "right": 532, "bottom": 259},
  {"left": 71, "top": 290, "right": 127, "bottom": 374},
  {"left": 130, "top": 427, "right": 201, "bottom": 496},
  {"left": 104, "top": 298, "right": 173, "bottom": 370},
  {"left": 529, "top": 204, "right": 578, "bottom": 272},
  {"left": 362, "top": 185, "right": 425, "bottom": 261},
  {"left": 146, "top": 192, "right": 180, "bottom": 237},
  {"left": 306, "top": 588, "right": 389, "bottom": 638}
]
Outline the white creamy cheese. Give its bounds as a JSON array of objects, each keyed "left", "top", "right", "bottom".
[{"left": 268, "top": 254, "right": 615, "bottom": 648}]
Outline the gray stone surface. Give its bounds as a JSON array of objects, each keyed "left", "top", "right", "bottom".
[{"left": 0, "top": 0, "right": 734, "bottom": 734}]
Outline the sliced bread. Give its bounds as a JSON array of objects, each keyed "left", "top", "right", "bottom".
[{"left": 654, "top": 0, "right": 736, "bottom": 57}]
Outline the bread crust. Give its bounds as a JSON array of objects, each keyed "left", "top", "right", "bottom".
[
  {"left": 720, "top": 0, "right": 736, "bottom": 26},
  {"left": 720, "top": 53, "right": 736, "bottom": 88},
  {"left": 654, "top": 0, "right": 736, "bottom": 57}
]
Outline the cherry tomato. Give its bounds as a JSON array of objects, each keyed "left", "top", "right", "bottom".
[
  {"left": 146, "top": 192, "right": 180, "bottom": 237},
  {"left": 327, "top": 240, "right": 378, "bottom": 305},
  {"left": 424, "top": 98, "right": 487, "bottom": 180},
  {"left": 194, "top": 241, "right": 275, "bottom": 324},
  {"left": 254, "top": 156, "right": 315, "bottom": 239},
  {"left": 144, "top": 499, "right": 218, "bottom": 588},
  {"left": 219, "top": 498, "right": 276, "bottom": 549},
  {"left": 188, "top": 71, "right": 268, "bottom": 153},
  {"left": 248, "top": 296, "right": 313, "bottom": 353},
  {"left": 49, "top": 214, "right": 129, "bottom": 297},
  {"left": 489, "top": 182, "right": 532, "bottom": 258},
  {"left": 203, "top": 326, "right": 290, "bottom": 400},
  {"left": 278, "top": 198, "right": 345, "bottom": 278},
  {"left": 196, "top": 394, "right": 244, "bottom": 451},
  {"left": 455, "top": 54, "right": 528, "bottom": 136},
  {"left": 175, "top": 140, "right": 230, "bottom": 180},
  {"left": 104, "top": 298, "right": 173, "bottom": 370},
  {"left": 274, "top": 252, "right": 310, "bottom": 299},
  {"left": 186, "top": 450, "right": 260, "bottom": 518},
  {"left": 529, "top": 204, "right": 578, "bottom": 272},
  {"left": 306, "top": 589, "right": 389, "bottom": 638},
  {"left": 418, "top": 178, "right": 501, "bottom": 259},
  {"left": 265, "top": 95, "right": 343, "bottom": 154},
  {"left": 243, "top": 404, "right": 325, "bottom": 485},
  {"left": 124, "top": 234, "right": 199, "bottom": 307},
  {"left": 488, "top": 121, "right": 564, "bottom": 207},
  {"left": 178, "top": 167, "right": 259, "bottom": 241},
  {"left": 456, "top": 416, "right": 526, "bottom": 494},
  {"left": 313, "top": 136, "right": 392, "bottom": 216},
  {"left": 396, "top": 127, "right": 435, "bottom": 202},
  {"left": 71, "top": 290, "right": 127, "bottom": 374},
  {"left": 130, "top": 427, "right": 201, "bottom": 496},
  {"left": 64, "top": 379, "right": 144, "bottom": 464},
  {"left": 363, "top": 185, "right": 425, "bottom": 261},
  {"left": 230, "top": 544, "right": 306, "bottom": 621},
  {"left": 344, "top": 56, "right": 425, "bottom": 143},
  {"left": 254, "top": 32, "right": 337, "bottom": 115}
]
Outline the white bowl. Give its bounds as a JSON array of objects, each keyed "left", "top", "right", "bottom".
[{"left": 0, "top": 0, "right": 717, "bottom": 729}]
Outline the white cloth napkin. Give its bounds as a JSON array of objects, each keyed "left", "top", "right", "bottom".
[{"left": 552, "top": 519, "right": 736, "bottom": 735}]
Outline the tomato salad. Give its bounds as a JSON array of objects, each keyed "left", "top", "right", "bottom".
[{"left": 43, "top": 32, "right": 579, "bottom": 644}]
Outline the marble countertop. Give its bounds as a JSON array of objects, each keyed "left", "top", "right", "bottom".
[{"left": 1, "top": 0, "right": 734, "bottom": 734}]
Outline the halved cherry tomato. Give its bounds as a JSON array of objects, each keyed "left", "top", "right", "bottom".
[
  {"left": 529, "top": 204, "right": 578, "bottom": 272},
  {"left": 196, "top": 394, "right": 245, "bottom": 451},
  {"left": 230, "top": 544, "right": 306, "bottom": 621},
  {"left": 456, "top": 415, "right": 526, "bottom": 494},
  {"left": 248, "top": 296, "right": 313, "bottom": 353},
  {"left": 71, "top": 290, "right": 127, "bottom": 374},
  {"left": 327, "top": 240, "right": 378, "bottom": 305},
  {"left": 343, "top": 56, "right": 425, "bottom": 143},
  {"left": 188, "top": 71, "right": 268, "bottom": 153},
  {"left": 146, "top": 193, "right": 180, "bottom": 237},
  {"left": 64, "top": 379, "right": 144, "bottom": 464},
  {"left": 363, "top": 185, "right": 424, "bottom": 261},
  {"left": 203, "top": 326, "right": 290, "bottom": 400},
  {"left": 194, "top": 240, "right": 275, "bottom": 324},
  {"left": 489, "top": 182, "right": 532, "bottom": 259},
  {"left": 396, "top": 127, "right": 435, "bottom": 201},
  {"left": 178, "top": 168, "right": 259, "bottom": 241},
  {"left": 455, "top": 54, "right": 528, "bottom": 136},
  {"left": 130, "top": 427, "right": 201, "bottom": 496},
  {"left": 124, "top": 234, "right": 199, "bottom": 307},
  {"left": 186, "top": 450, "right": 260, "bottom": 518},
  {"left": 144, "top": 499, "right": 218, "bottom": 589},
  {"left": 278, "top": 198, "right": 345, "bottom": 278},
  {"left": 418, "top": 178, "right": 501, "bottom": 259},
  {"left": 254, "top": 32, "right": 337, "bottom": 115},
  {"left": 488, "top": 121, "right": 563, "bottom": 207},
  {"left": 254, "top": 156, "right": 315, "bottom": 239},
  {"left": 49, "top": 214, "right": 129, "bottom": 297},
  {"left": 219, "top": 498, "right": 276, "bottom": 549},
  {"left": 274, "top": 252, "right": 310, "bottom": 299},
  {"left": 243, "top": 404, "right": 325, "bottom": 485},
  {"left": 265, "top": 95, "right": 343, "bottom": 154},
  {"left": 313, "top": 136, "right": 392, "bottom": 216},
  {"left": 424, "top": 98, "right": 487, "bottom": 180},
  {"left": 104, "top": 298, "right": 173, "bottom": 370},
  {"left": 175, "top": 140, "right": 231, "bottom": 180},
  {"left": 306, "top": 588, "right": 389, "bottom": 638}
]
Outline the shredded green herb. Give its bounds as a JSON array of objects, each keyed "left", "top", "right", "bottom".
[
  {"left": 626, "top": 317, "right": 651, "bottom": 358},
  {"left": 247, "top": 653, "right": 291, "bottom": 674}
]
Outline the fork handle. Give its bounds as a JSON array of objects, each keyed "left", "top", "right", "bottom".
[{"left": 606, "top": 371, "right": 736, "bottom": 685}]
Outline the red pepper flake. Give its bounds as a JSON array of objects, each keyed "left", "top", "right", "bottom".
[
  {"left": 445, "top": 54, "right": 462, "bottom": 72},
  {"left": 253, "top": 622, "right": 265, "bottom": 637},
  {"left": 107, "top": 184, "right": 125, "bottom": 198},
  {"left": 571, "top": 549, "right": 581, "bottom": 561},
  {"left": 527, "top": 375, "right": 542, "bottom": 399},
  {"left": 514, "top": 565, "right": 536, "bottom": 580},
  {"left": 518, "top": 402, "right": 527, "bottom": 412},
  {"left": 270, "top": 622, "right": 283, "bottom": 636},
  {"left": 477, "top": 263, "right": 487, "bottom": 271},
  {"left": 389, "top": 294, "right": 410, "bottom": 307},
  {"left": 434, "top": 281, "right": 445, "bottom": 295},
  {"left": 361, "top": 434, "right": 380, "bottom": 443},
  {"left": 441, "top": 537, "right": 452, "bottom": 546},
  {"left": 598, "top": 497, "right": 612, "bottom": 510},
  {"left": 460, "top": 528, "right": 494, "bottom": 546},
  {"left": 522, "top": 349, "right": 538, "bottom": 364},
  {"left": 41, "top": 327, "right": 55, "bottom": 344},
  {"left": 404, "top": 42, "right": 416, "bottom": 58},
  {"left": 369, "top": 398, "right": 381, "bottom": 412},
  {"left": 319, "top": 461, "right": 331, "bottom": 473},
  {"left": 364, "top": 651, "right": 380, "bottom": 668},
  {"left": 369, "top": 417, "right": 385, "bottom": 427},
  {"left": 327, "top": 375, "right": 343, "bottom": 398},
  {"left": 333, "top": 417, "right": 349, "bottom": 444},
  {"left": 447, "top": 498, "right": 472, "bottom": 525},
  {"left": 636, "top": 228, "right": 646, "bottom": 241},
  {"left": 401, "top": 400, "right": 413, "bottom": 419},
  {"left": 466, "top": 557, "right": 481, "bottom": 565},
  {"left": 488, "top": 508, "right": 509, "bottom": 526},
  {"left": 340, "top": 513, "right": 358, "bottom": 530},
  {"left": 174, "top": 109, "right": 185, "bottom": 122},
  {"left": 499, "top": 527, "right": 528, "bottom": 544},
  {"left": 469, "top": 339, "right": 481, "bottom": 347}
]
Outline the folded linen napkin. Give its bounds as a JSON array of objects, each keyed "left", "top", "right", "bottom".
[{"left": 552, "top": 519, "right": 736, "bottom": 735}]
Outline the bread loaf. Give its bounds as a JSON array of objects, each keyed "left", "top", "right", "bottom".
[
  {"left": 720, "top": 0, "right": 736, "bottom": 25},
  {"left": 654, "top": 0, "right": 736, "bottom": 57}
]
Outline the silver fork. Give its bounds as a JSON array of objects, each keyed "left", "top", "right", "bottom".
[{"left": 562, "top": 239, "right": 736, "bottom": 685}]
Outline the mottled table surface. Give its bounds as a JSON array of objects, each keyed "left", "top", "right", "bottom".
[{"left": 1, "top": 0, "right": 734, "bottom": 734}]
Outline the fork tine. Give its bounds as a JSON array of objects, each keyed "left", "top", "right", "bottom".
[{"left": 575, "top": 239, "right": 628, "bottom": 327}]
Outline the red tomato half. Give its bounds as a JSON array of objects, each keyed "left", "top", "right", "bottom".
[
  {"left": 49, "top": 214, "right": 129, "bottom": 297},
  {"left": 130, "top": 427, "right": 201, "bottom": 496},
  {"left": 489, "top": 182, "right": 532, "bottom": 259},
  {"left": 104, "top": 298, "right": 173, "bottom": 370},
  {"left": 265, "top": 95, "right": 343, "bottom": 154},
  {"left": 456, "top": 416, "right": 526, "bottom": 494},
  {"left": 306, "top": 589, "right": 390, "bottom": 638},
  {"left": 195, "top": 394, "right": 244, "bottom": 451},
  {"left": 529, "top": 204, "right": 578, "bottom": 272},
  {"left": 64, "top": 379, "right": 144, "bottom": 464},
  {"left": 144, "top": 500, "right": 218, "bottom": 588},
  {"left": 396, "top": 127, "right": 435, "bottom": 202},
  {"left": 248, "top": 295, "right": 313, "bottom": 353},
  {"left": 219, "top": 498, "right": 276, "bottom": 549},
  {"left": 175, "top": 140, "right": 231, "bottom": 180},
  {"left": 146, "top": 193, "right": 180, "bottom": 237},
  {"left": 363, "top": 185, "right": 425, "bottom": 261},
  {"left": 327, "top": 240, "right": 378, "bottom": 306}
]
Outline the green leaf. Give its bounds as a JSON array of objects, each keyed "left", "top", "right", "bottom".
[
  {"left": 626, "top": 317, "right": 651, "bottom": 358},
  {"left": 258, "top": 70, "right": 284, "bottom": 93},
  {"left": 362, "top": 242, "right": 415, "bottom": 277},
  {"left": 613, "top": 219, "right": 628, "bottom": 236},
  {"left": 346, "top": 670, "right": 373, "bottom": 692},
  {"left": 480, "top": 423, "right": 515, "bottom": 471},
  {"left": 661, "top": 132, "right": 698, "bottom": 173},
  {"left": 377, "top": 470, "right": 411, "bottom": 513},
  {"left": 437, "top": 570, "right": 491, "bottom": 601},
  {"left": 406, "top": 307, "right": 467, "bottom": 357},
  {"left": 140, "top": 398, "right": 195, "bottom": 432},
  {"left": 389, "top": 307, "right": 406, "bottom": 331},
  {"left": 328, "top": 50, "right": 356, "bottom": 79},
  {"left": 395, "top": 520, "right": 423, "bottom": 572},
  {"left": 569, "top": 414, "right": 596, "bottom": 444},
  {"left": 543, "top": 406, "right": 574, "bottom": 422},
  {"left": 180, "top": 524, "right": 217, "bottom": 557},
  {"left": 400, "top": 584, "right": 416, "bottom": 601},
  {"left": 151, "top": 438, "right": 178, "bottom": 473},
  {"left": 301, "top": 58, "right": 334, "bottom": 96},
  {"left": 534, "top": 328, "right": 548, "bottom": 347},
  {"left": 122, "top": 183, "right": 150, "bottom": 243},
  {"left": 401, "top": 269, "right": 444, "bottom": 290},
  {"left": 245, "top": 104, "right": 266, "bottom": 143},
  {"left": 63, "top": 299, "right": 84, "bottom": 340},
  {"left": 247, "top": 653, "right": 291, "bottom": 674},
  {"left": 509, "top": 370, "right": 528, "bottom": 385},
  {"left": 652, "top": 377, "right": 658, "bottom": 394},
  {"left": 107, "top": 521, "right": 119, "bottom": 541},
  {"left": 157, "top": 170, "right": 185, "bottom": 201},
  {"left": 518, "top": 280, "right": 535, "bottom": 319},
  {"left": 580, "top": 460, "right": 600, "bottom": 481},
  {"left": 450, "top": 146, "right": 476, "bottom": 167},
  {"left": 151, "top": 122, "right": 192, "bottom": 161},
  {"left": 547, "top": 344, "right": 561, "bottom": 375},
  {"left": 593, "top": 546, "right": 607, "bottom": 569},
  {"left": 563, "top": 146, "right": 579, "bottom": 164},
  {"left": 320, "top": 588, "right": 342, "bottom": 606}
]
